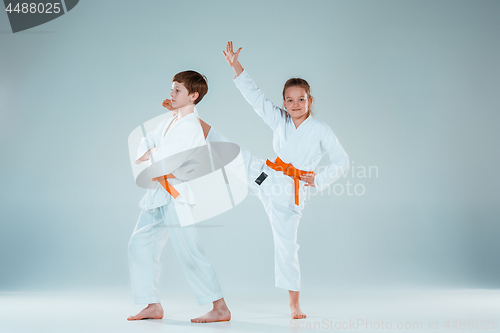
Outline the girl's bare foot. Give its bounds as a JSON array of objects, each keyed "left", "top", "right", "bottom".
[
  {"left": 290, "top": 304, "right": 307, "bottom": 319},
  {"left": 191, "top": 298, "right": 231, "bottom": 323},
  {"left": 289, "top": 290, "right": 307, "bottom": 319},
  {"left": 127, "top": 303, "right": 164, "bottom": 321}
]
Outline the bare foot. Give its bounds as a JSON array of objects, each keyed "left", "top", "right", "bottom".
[
  {"left": 191, "top": 298, "right": 231, "bottom": 323},
  {"left": 291, "top": 304, "right": 307, "bottom": 319},
  {"left": 289, "top": 290, "right": 306, "bottom": 319},
  {"left": 127, "top": 303, "right": 164, "bottom": 321}
]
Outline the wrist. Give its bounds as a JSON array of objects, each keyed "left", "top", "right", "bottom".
[{"left": 232, "top": 62, "right": 244, "bottom": 77}]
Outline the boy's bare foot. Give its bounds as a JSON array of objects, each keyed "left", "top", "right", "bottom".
[
  {"left": 127, "top": 303, "right": 164, "bottom": 321},
  {"left": 191, "top": 298, "right": 231, "bottom": 323},
  {"left": 290, "top": 304, "right": 307, "bottom": 319}
]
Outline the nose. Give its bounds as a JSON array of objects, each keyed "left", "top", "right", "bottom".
[{"left": 170, "top": 91, "right": 174, "bottom": 98}]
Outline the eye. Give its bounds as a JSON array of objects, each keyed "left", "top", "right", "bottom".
[
  {"left": 288, "top": 99, "right": 292, "bottom": 102},
  {"left": 300, "top": 98, "right": 304, "bottom": 101}
]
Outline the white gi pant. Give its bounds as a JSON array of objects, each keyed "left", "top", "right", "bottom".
[
  {"left": 128, "top": 201, "right": 223, "bottom": 305},
  {"left": 242, "top": 148, "right": 304, "bottom": 292}
]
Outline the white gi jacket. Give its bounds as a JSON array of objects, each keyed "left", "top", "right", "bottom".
[
  {"left": 136, "top": 113, "right": 206, "bottom": 213},
  {"left": 234, "top": 70, "right": 349, "bottom": 207}
]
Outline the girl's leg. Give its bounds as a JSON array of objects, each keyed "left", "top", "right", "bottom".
[
  {"left": 241, "top": 147, "right": 306, "bottom": 318},
  {"left": 265, "top": 199, "right": 307, "bottom": 318},
  {"left": 289, "top": 290, "right": 306, "bottom": 319},
  {"left": 266, "top": 199, "right": 302, "bottom": 291}
]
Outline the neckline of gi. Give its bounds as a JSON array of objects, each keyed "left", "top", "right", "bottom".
[
  {"left": 292, "top": 114, "right": 312, "bottom": 130},
  {"left": 163, "top": 112, "right": 196, "bottom": 138}
]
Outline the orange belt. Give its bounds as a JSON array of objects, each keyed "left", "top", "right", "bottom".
[
  {"left": 265, "top": 157, "right": 308, "bottom": 206},
  {"left": 152, "top": 173, "right": 179, "bottom": 199}
]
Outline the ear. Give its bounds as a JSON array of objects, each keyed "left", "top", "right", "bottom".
[
  {"left": 190, "top": 91, "right": 199, "bottom": 102},
  {"left": 283, "top": 99, "right": 286, "bottom": 109}
]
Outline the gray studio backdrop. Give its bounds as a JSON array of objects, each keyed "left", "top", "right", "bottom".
[{"left": 0, "top": 0, "right": 499, "bottom": 295}]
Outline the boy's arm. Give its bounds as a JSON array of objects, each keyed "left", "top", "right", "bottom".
[
  {"left": 135, "top": 132, "right": 156, "bottom": 164},
  {"left": 151, "top": 118, "right": 207, "bottom": 178},
  {"left": 135, "top": 147, "right": 158, "bottom": 164},
  {"left": 136, "top": 99, "right": 177, "bottom": 165}
]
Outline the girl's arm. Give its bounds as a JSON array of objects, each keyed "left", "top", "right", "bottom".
[
  {"left": 314, "top": 125, "right": 350, "bottom": 191},
  {"left": 223, "top": 41, "right": 243, "bottom": 77},
  {"left": 224, "top": 41, "right": 285, "bottom": 130}
]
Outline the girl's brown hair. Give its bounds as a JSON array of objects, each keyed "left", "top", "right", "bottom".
[{"left": 282, "top": 78, "right": 315, "bottom": 117}]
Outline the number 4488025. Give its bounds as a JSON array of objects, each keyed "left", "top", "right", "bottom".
[
  {"left": 444, "top": 319, "right": 498, "bottom": 330},
  {"left": 5, "top": 3, "right": 61, "bottom": 14}
]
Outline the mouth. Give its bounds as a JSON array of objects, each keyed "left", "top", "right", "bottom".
[{"left": 291, "top": 108, "right": 301, "bottom": 112}]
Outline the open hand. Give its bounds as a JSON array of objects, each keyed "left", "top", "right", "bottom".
[
  {"left": 162, "top": 98, "right": 174, "bottom": 111},
  {"left": 300, "top": 171, "right": 316, "bottom": 187},
  {"left": 223, "top": 41, "right": 242, "bottom": 67}
]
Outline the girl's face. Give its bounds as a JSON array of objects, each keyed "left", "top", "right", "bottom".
[
  {"left": 283, "top": 86, "right": 311, "bottom": 119},
  {"left": 170, "top": 81, "right": 198, "bottom": 109}
]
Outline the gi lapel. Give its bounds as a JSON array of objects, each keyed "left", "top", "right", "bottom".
[{"left": 277, "top": 116, "right": 314, "bottom": 163}]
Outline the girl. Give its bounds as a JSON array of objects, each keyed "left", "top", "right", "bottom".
[{"left": 223, "top": 41, "right": 349, "bottom": 319}]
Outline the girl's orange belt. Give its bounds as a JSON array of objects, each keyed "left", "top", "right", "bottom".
[
  {"left": 152, "top": 173, "right": 180, "bottom": 199},
  {"left": 265, "top": 157, "right": 308, "bottom": 206}
]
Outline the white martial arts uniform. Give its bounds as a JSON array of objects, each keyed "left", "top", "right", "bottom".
[
  {"left": 129, "top": 112, "right": 223, "bottom": 305},
  {"left": 231, "top": 70, "right": 350, "bottom": 291}
]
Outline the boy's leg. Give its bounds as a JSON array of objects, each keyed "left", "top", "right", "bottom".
[
  {"left": 128, "top": 208, "right": 169, "bottom": 307},
  {"left": 160, "top": 202, "right": 222, "bottom": 304},
  {"left": 160, "top": 202, "right": 230, "bottom": 322}
]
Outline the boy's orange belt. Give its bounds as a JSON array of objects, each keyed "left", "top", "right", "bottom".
[
  {"left": 265, "top": 157, "right": 308, "bottom": 206},
  {"left": 152, "top": 173, "right": 179, "bottom": 199}
]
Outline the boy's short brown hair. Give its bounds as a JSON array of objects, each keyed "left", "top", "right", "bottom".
[{"left": 173, "top": 70, "right": 208, "bottom": 105}]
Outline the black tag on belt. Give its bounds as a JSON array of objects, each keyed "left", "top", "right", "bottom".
[{"left": 255, "top": 172, "right": 268, "bottom": 185}]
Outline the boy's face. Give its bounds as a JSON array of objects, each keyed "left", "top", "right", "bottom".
[{"left": 170, "top": 81, "right": 198, "bottom": 109}]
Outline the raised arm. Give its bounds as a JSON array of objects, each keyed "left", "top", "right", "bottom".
[
  {"left": 224, "top": 41, "right": 285, "bottom": 130},
  {"left": 313, "top": 125, "right": 349, "bottom": 191}
]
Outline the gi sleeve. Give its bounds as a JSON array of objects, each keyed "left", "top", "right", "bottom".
[
  {"left": 233, "top": 70, "right": 286, "bottom": 131},
  {"left": 314, "top": 125, "right": 349, "bottom": 191},
  {"left": 136, "top": 131, "right": 156, "bottom": 161},
  {"left": 151, "top": 118, "right": 206, "bottom": 177}
]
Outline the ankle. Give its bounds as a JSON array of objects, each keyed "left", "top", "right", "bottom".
[
  {"left": 148, "top": 303, "right": 162, "bottom": 309},
  {"left": 213, "top": 299, "right": 227, "bottom": 311}
]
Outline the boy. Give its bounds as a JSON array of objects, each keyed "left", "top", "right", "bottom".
[{"left": 127, "top": 70, "right": 231, "bottom": 323}]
